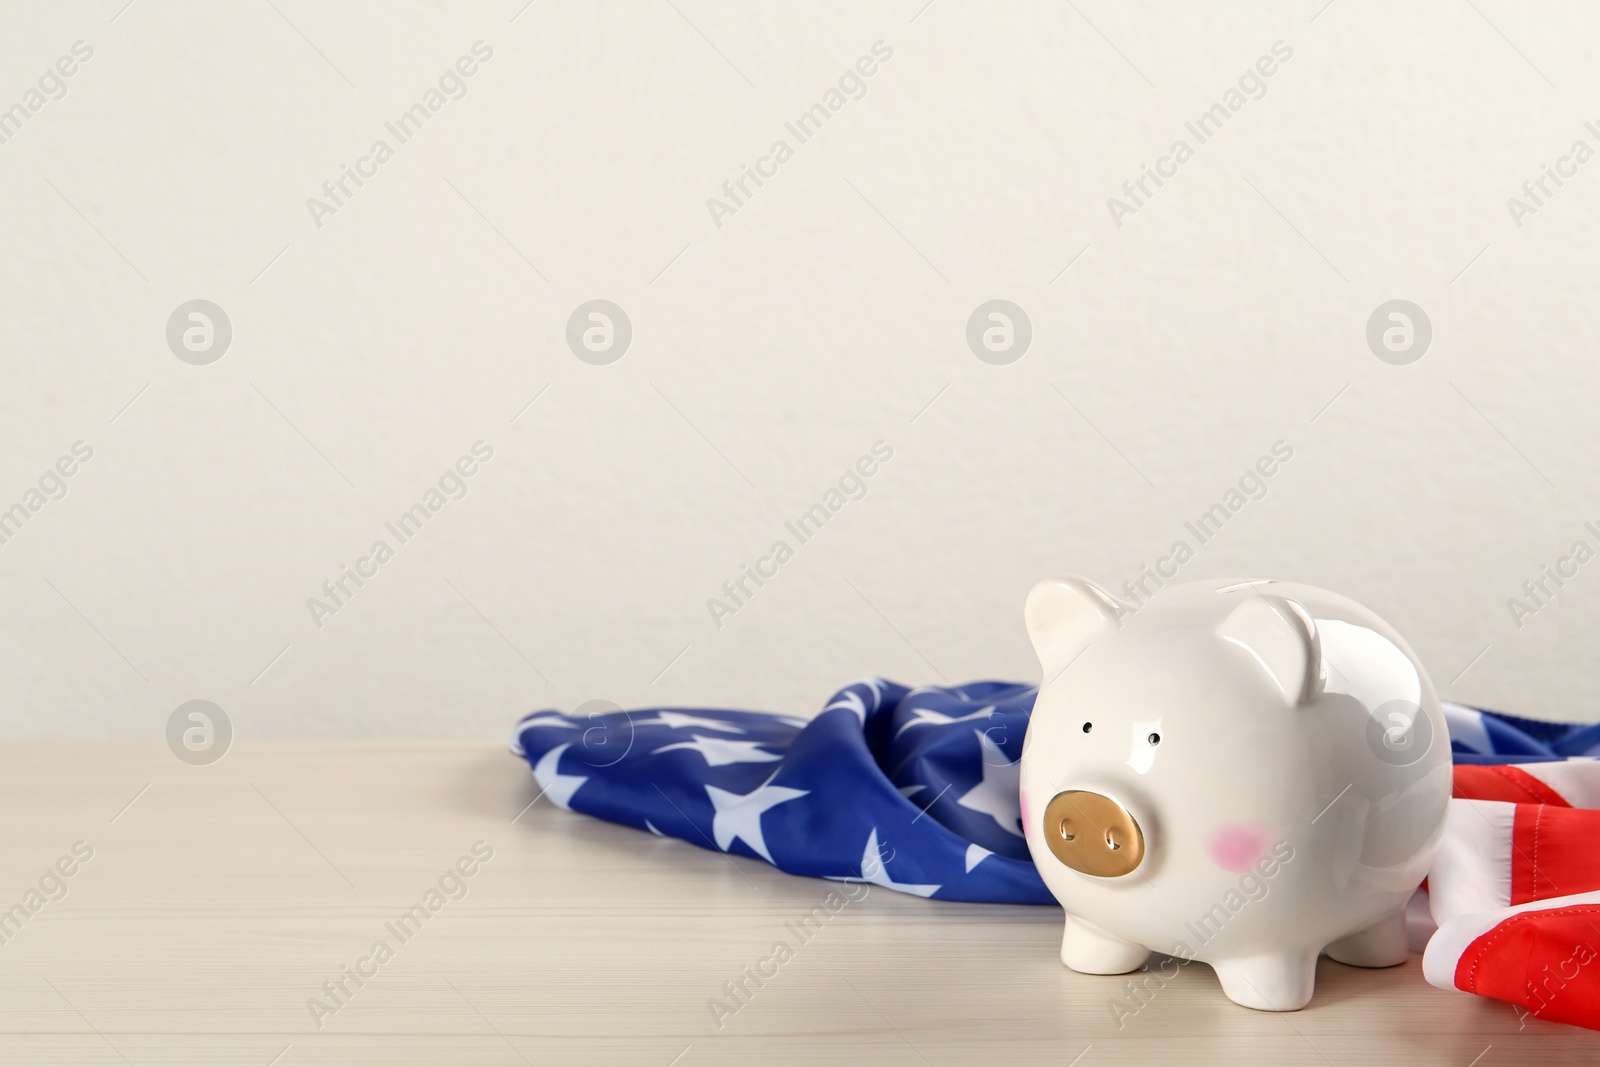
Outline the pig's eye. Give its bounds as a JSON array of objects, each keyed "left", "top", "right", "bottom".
[
  {"left": 1147, "top": 732, "right": 1161, "bottom": 746},
  {"left": 1081, "top": 722, "right": 1093, "bottom": 734}
]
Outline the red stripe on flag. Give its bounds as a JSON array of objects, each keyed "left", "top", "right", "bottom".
[
  {"left": 1453, "top": 905, "right": 1600, "bottom": 1030},
  {"left": 1453, "top": 765, "right": 1571, "bottom": 806},
  {"left": 1510, "top": 805, "right": 1600, "bottom": 904}
]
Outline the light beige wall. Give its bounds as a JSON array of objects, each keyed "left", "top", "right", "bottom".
[{"left": 0, "top": 1, "right": 1595, "bottom": 739}]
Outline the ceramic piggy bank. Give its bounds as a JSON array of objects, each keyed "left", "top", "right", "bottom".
[{"left": 1018, "top": 576, "right": 1451, "bottom": 1011}]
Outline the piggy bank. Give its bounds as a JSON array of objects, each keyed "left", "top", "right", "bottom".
[{"left": 1019, "top": 576, "right": 1451, "bottom": 1011}]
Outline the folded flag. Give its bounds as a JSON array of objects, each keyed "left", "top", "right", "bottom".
[
  {"left": 1443, "top": 701, "right": 1600, "bottom": 764},
  {"left": 1421, "top": 760, "right": 1600, "bottom": 1029},
  {"left": 512, "top": 679, "right": 1052, "bottom": 903},
  {"left": 512, "top": 680, "right": 1600, "bottom": 1028}
]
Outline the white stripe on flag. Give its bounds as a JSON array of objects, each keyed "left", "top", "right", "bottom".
[
  {"left": 1429, "top": 799, "right": 1515, "bottom": 926},
  {"left": 1423, "top": 888, "right": 1600, "bottom": 991},
  {"left": 1520, "top": 759, "right": 1600, "bottom": 808}
]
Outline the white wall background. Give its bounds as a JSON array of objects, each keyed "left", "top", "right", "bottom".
[{"left": 1, "top": 1, "right": 1596, "bottom": 741}]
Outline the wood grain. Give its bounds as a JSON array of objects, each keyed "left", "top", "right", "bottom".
[{"left": 0, "top": 742, "right": 1591, "bottom": 1065}]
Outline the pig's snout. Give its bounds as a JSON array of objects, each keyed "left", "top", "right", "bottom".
[{"left": 1042, "top": 789, "right": 1145, "bottom": 878}]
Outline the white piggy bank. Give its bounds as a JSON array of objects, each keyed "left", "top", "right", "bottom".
[{"left": 1019, "top": 576, "right": 1451, "bottom": 1011}]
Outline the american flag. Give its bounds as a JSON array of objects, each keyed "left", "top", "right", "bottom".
[
  {"left": 1420, "top": 704, "right": 1600, "bottom": 1029},
  {"left": 513, "top": 681, "right": 1600, "bottom": 1029}
]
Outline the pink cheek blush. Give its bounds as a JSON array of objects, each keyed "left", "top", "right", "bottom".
[
  {"left": 1208, "top": 823, "right": 1268, "bottom": 872},
  {"left": 1019, "top": 790, "right": 1032, "bottom": 833}
]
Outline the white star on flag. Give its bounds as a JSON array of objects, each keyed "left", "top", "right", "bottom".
[
  {"left": 854, "top": 677, "right": 888, "bottom": 701},
  {"left": 955, "top": 729, "right": 1023, "bottom": 837},
  {"left": 532, "top": 743, "right": 589, "bottom": 811},
  {"left": 964, "top": 843, "right": 992, "bottom": 872},
  {"left": 652, "top": 734, "right": 782, "bottom": 767},
  {"left": 830, "top": 828, "right": 940, "bottom": 897},
  {"left": 633, "top": 711, "right": 747, "bottom": 733},
  {"left": 893, "top": 704, "right": 997, "bottom": 738},
  {"left": 706, "top": 774, "right": 809, "bottom": 863},
  {"left": 511, "top": 713, "right": 574, "bottom": 751},
  {"left": 825, "top": 690, "right": 870, "bottom": 724},
  {"left": 906, "top": 682, "right": 971, "bottom": 702}
]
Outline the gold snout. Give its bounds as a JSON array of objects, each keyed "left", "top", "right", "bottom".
[{"left": 1042, "top": 790, "right": 1145, "bottom": 878}]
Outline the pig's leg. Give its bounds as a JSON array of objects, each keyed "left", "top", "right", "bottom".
[
  {"left": 1323, "top": 908, "right": 1408, "bottom": 968},
  {"left": 1212, "top": 950, "right": 1317, "bottom": 1011},
  {"left": 1060, "top": 913, "right": 1150, "bottom": 974}
]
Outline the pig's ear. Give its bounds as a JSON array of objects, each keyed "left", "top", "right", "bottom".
[
  {"left": 1025, "top": 576, "right": 1122, "bottom": 673},
  {"left": 1216, "top": 595, "right": 1322, "bottom": 706}
]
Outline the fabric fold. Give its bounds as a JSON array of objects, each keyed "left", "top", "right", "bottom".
[
  {"left": 513, "top": 681, "right": 1600, "bottom": 1028},
  {"left": 511, "top": 678, "right": 1053, "bottom": 903}
]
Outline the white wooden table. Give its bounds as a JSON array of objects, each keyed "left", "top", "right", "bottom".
[{"left": 0, "top": 742, "right": 1593, "bottom": 1065}]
